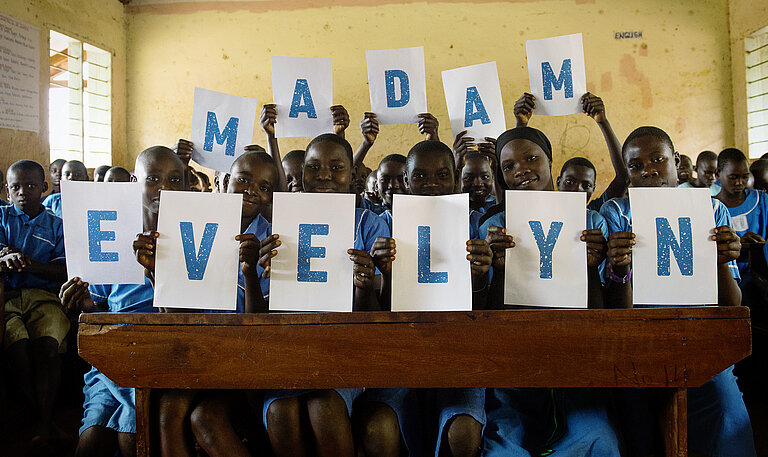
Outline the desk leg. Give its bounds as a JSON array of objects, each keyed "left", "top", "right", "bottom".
[
  {"left": 662, "top": 387, "right": 687, "bottom": 457},
  {"left": 135, "top": 388, "right": 151, "bottom": 457}
]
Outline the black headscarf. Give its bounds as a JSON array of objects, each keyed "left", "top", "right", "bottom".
[{"left": 493, "top": 127, "right": 553, "bottom": 191}]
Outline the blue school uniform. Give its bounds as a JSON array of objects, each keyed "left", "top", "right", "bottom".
[
  {"left": 359, "top": 197, "right": 387, "bottom": 215},
  {"left": 0, "top": 198, "right": 9, "bottom": 206},
  {"left": 42, "top": 192, "right": 62, "bottom": 218},
  {"left": 261, "top": 208, "right": 389, "bottom": 429},
  {"left": 599, "top": 196, "right": 756, "bottom": 457},
  {"left": 720, "top": 188, "right": 768, "bottom": 273},
  {"left": 0, "top": 204, "right": 65, "bottom": 290},
  {"left": 678, "top": 181, "right": 721, "bottom": 197},
  {"left": 80, "top": 278, "right": 155, "bottom": 435}
]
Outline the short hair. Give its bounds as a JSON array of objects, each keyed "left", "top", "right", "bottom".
[
  {"left": 306, "top": 134, "right": 353, "bottom": 164},
  {"left": 135, "top": 146, "right": 185, "bottom": 175},
  {"left": 559, "top": 157, "right": 596, "bottom": 178},
  {"left": 751, "top": 158, "right": 768, "bottom": 175},
  {"left": 64, "top": 160, "right": 88, "bottom": 175},
  {"left": 716, "top": 148, "right": 747, "bottom": 171},
  {"left": 406, "top": 140, "right": 455, "bottom": 173},
  {"left": 49, "top": 158, "right": 66, "bottom": 170},
  {"left": 283, "top": 149, "right": 305, "bottom": 162},
  {"left": 104, "top": 166, "right": 132, "bottom": 182},
  {"left": 230, "top": 151, "right": 279, "bottom": 181},
  {"left": 94, "top": 165, "right": 111, "bottom": 179},
  {"left": 9, "top": 160, "right": 46, "bottom": 182},
  {"left": 379, "top": 154, "right": 407, "bottom": 167},
  {"left": 622, "top": 126, "right": 675, "bottom": 158},
  {"left": 679, "top": 154, "right": 693, "bottom": 166},
  {"left": 696, "top": 150, "right": 717, "bottom": 166}
]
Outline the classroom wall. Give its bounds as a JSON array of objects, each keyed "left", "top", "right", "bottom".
[
  {"left": 124, "top": 0, "right": 734, "bottom": 196},
  {"left": 729, "top": 0, "right": 768, "bottom": 157},
  {"left": 0, "top": 0, "right": 128, "bottom": 183}
]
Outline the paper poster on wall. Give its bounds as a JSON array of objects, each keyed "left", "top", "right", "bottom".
[
  {"left": 0, "top": 13, "right": 39, "bottom": 133},
  {"left": 391, "top": 194, "right": 471, "bottom": 311},
  {"left": 189, "top": 87, "right": 258, "bottom": 173},
  {"left": 272, "top": 56, "right": 333, "bottom": 138},
  {"left": 269, "top": 192, "right": 355, "bottom": 312},
  {"left": 629, "top": 188, "right": 717, "bottom": 305},
  {"left": 525, "top": 33, "right": 587, "bottom": 116},
  {"left": 366, "top": 46, "right": 428, "bottom": 125},
  {"left": 442, "top": 61, "right": 506, "bottom": 142},
  {"left": 154, "top": 191, "right": 242, "bottom": 310},
  {"left": 504, "top": 190, "right": 587, "bottom": 308},
  {"left": 60, "top": 181, "right": 145, "bottom": 285}
]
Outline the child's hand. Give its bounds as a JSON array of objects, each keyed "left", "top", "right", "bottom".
[
  {"left": 360, "top": 112, "right": 379, "bottom": 147},
  {"left": 59, "top": 277, "right": 94, "bottom": 314},
  {"left": 581, "top": 92, "right": 606, "bottom": 124},
  {"left": 133, "top": 231, "right": 159, "bottom": 277},
  {"left": 348, "top": 249, "right": 375, "bottom": 290},
  {"left": 467, "top": 239, "right": 492, "bottom": 278},
  {"left": 485, "top": 226, "right": 515, "bottom": 270},
  {"left": 477, "top": 137, "right": 496, "bottom": 156},
  {"left": 260, "top": 104, "right": 277, "bottom": 137},
  {"left": 236, "top": 233, "right": 260, "bottom": 274},
  {"left": 417, "top": 113, "right": 440, "bottom": 141},
  {"left": 712, "top": 226, "right": 741, "bottom": 264},
  {"left": 258, "top": 234, "right": 281, "bottom": 278},
  {"left": 514, "top": 93, "right": 536, "bottom": 127},
  {"left": 331, "top": 105, "right": 350, "bottom": 138},
  {"left": 740, "top": 231, "right": 766, "bottom": 246},
  {"left": 453, "top": 130, "right": 472, "bottom": 166},
  {"left": 581, "top": 229, "right": 607, "bottom": 268},
  {"left": 606, "top": 232, "right": 635, "bottom": 268},
  {"left": 174, "top": 139, "right": 193, "bottom": 167},
  {"left": 0, "top": 251, "right": 31, "bottom": 272},
  {"left": 371, "top": 236, "right": 396, "bottom": 275}
]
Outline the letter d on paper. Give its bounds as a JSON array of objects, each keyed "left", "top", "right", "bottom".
[
  {"left": 180, "top": 222, "right": 219, "bottom": 281},
  {"left": 656, "top": 217, "right": 693, "bottom": 276},
  {"left": 385, "top": 69, "right": 410, "bottom": 108},
  {"left": 297, "top": 223, "right": 328, "bottom": 282},
  {"left": 417, "top": 226, "right": 448, "bottom": 284},
  {"left": 87, "top": 210, "right": 118, "bottom": 262},
  {"left": 529, "top": 220, "right": 563, "bottom": 279}
]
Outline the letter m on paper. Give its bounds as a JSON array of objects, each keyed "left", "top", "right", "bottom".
[
  {"left": 204, "top": 111, "right": 239, "bottom": 156},
  {"left": 656, "top": 217, "right": 693, "bottom": 277},
  {"left": 541, "top": 59, "right": 573, "bottom": 100}
]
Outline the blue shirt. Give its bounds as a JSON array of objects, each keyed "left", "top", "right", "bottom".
[
  {"left": 599, "top": 196, "right": 740, "bottom": 281},
  {"left": 587, "top": 190, "right": 609, "bottom": 213},
  {"left": 359, "top": 197, "right": 387, "bottom": 215},
  {"left": 0, "top": 198, "right": 9, "bottom": 206},
  {"left": 43, "top": 192, "right": 62, "bottom": 218},
  {"left": 0, "top": 204, "right": 65, "bottom": 290},
  {"left": 718, "top": 189, "right": 768, "bottom": 273},
  {"left": 678, "top": 181, "right": 721, "bottom": 197},
  {"left": 235, "top": 214, "right": 271, "bottom": 312},
  {"left": 355, "top": 207, "right": 390, "bottom": 251},
  {"left": 378, "top": 208, "right": 480, "bottom": 240},
  {"left": 89, "top": 277, "right": 155, "bottom": 313}
]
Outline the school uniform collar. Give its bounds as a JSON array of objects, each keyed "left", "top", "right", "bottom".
[{"left": 9, "top": 203, "right": 48, "bottom": 222}]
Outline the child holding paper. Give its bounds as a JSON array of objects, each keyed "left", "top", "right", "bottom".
[
  {"left": 599, "top": 127, "right": 754, "bottom": 456},
  {"left": 43, "top": 159, "right": 90, "bottom": 217},
  {"left": 261, "top": 133, "right": 388, "bottom": 457},
  {"left": 2, "top": 160, "right": 69, "bottom": 451},
  {"left": 478, "top": 127, "right": 618, "bottom": 456}
]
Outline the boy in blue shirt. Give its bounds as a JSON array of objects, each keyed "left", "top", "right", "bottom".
[
  {"left": 1, "top": 160, "right": 68, "bottom": 450},
  {"left": 43, "top": 159, "right": 90, "bottom": 217},
  {"left": 48, "top": 158, "right": 65, "bottom": 195},
  {"left": 460, "top": 152, "right": 495, "bottom": 214}
]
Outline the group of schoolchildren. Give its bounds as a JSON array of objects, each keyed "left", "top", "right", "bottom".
[{"left": 1, "top": 91, "right": 762, "bottom": 457}]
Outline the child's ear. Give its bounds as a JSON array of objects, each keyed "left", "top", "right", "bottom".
[
  {"left": 403, "top": 171, "right": 411, "bottom": 192},
  {"left": 42, "top": 181, "right": 48, "bottom": 193}
]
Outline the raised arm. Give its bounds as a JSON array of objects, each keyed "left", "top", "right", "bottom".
[
  {"left": 260, "top": 104, "right": 288, "bottom": 192},
  {"left": 353, "top": 112, "right": 379, "bottom": 168},
  {"left": 581, "top": 93, "right": 627, "bottom": 200}
]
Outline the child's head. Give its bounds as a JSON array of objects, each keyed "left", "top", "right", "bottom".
[
  {"left": 677, "top": 154, "right": 693, "bottom": 185},
  {"left": 364, "top": 170, "right": 379, "bottom": 201},
  {"left": 214, "top": 170, "right": 230, "bottom": 193},
  {"left": 303, "top": 134, "right": 353, "bottom": 194},
  {"left": 93, "top": 165, "right": 111, "bottom": 182},
  {"left": 49, "top": 159, "right": 65, "bottom": 187},
  {"left": 716, "top": 148, "right": 750, "bottom": 197},
  {"left": 62, "top": 160, "right": 89, "bottom": 182},
  {"left": 750, "top": 159, "right": 768, "bottom": 192},
  {"left": 461, "top": 152, "right": 493, "bottom": 206},
  {"left": 496, "top": 127, "right": 553, "bottom": 192},
  {"left": 6, "top": 160, "right": 47, "bottom": 215},
  {"left": 405, "top": 140, "right": 456, "bottom": 196},
  {"left": 104, "top": 166, "right": 132, "bottom": 182},
  {"left": 556, "top": 157, "right": 596, "bottom": 200},
  {"left": 351, "top": 164, "right": 370, "bottom": 196},
  {"left": 622, "top": 126, "right": 678, "bottom": 188},
  {"left": 196, "top": 171, "right": 212, "bottom": 192},
  {"left": 376, "top": 154, "right": 407, "bottom": 207},
  {"left": 132, "top": 146, "right": 186, "bottom": 214},
  {"left": 282, "top": 149, "right": 305, "bottom": 193},
  {"left": 228, "top": 151, "right": 278, "bottom": 219},
  {"left": 694, "top": 150, "right": 718, "bottom": 188}
]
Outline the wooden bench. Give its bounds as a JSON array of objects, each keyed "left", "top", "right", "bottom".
[{"left": 77, "top": 307, "right": 752, "bottom": 457}]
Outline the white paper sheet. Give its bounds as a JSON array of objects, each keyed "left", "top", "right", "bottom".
[
  {"left": 366, "top": 46, "right": 428, "bottom": 125},
  {"left": 441, "top": 61, "right": 506, "bottom": 142},
  {"left": 272, "top": 56, "right": 333, "bottom": 138},
  {"left": 526, "top": 33, "right": 587, "bottom": 116}
]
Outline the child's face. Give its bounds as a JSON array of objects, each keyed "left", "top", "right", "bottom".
[
  {"left": 717, "top": 160, "right": 750, "bottom": 196},
  {"left": 351, "top": 165, "right": 367, "bottom": 196},
  {"left": 49, "top": 162, "right": 63, "bottom": 186},
  {"left": 6, "top": 168, "right": 47, "bottom": 214},
  {"left": 365, "top": 172, "right": 378, "bottom": 198},
  {"left": 228, "top": 157, "right": 276, "bottom": 219},
  {"left": 499, "top": 139, "right": 553, "bottom": 191},
  {"left": 461, "top": 156, "right": 493, "bottom": 204},
  {"left": 62, "top": 162, "right": 88, "bottom": 181},
  {"left": 753, "top": 168, "right": 768, "bottom": 192},
  {"left": 302, "top": 142, "right": 352, "bottom": 194},
  {"left": 557, "top": 164, "right": 596, "bottom": 201},
  {"left": 677, "top": 157, "right": 693, "bottom": 184},
  {"left": 134, "top": 154, "right": 186, "bottom": 214},
  {"left": 624, "top": 136, "right": 679, "bottom": 188},
  {"left": 377, "top": 161, "right": 406, "bottom": 207},
  {"left": 283, "top": 157, "right": 303, "bottom": 193},
  {"left": 405, "top": 150, "right": 456, "bottom": 196},
  {"left": 695, "top": 158, "right": 717, "bottom": 187}
]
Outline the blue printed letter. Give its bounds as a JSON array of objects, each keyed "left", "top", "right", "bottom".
[
  {"left": 289, "top": 79, "right": 318, "bottom": 119},
  {"left": 385, "top": 69, "right": 410, "bottom": 108},
  {"left": 464, "top": 86, "right": 491, "bottom": 128},
  {"left": 541, "top": 59, "right": 573, "bottom": 100},
  {"left": 180, "top": 222, "right": 218, "bottom": 281},
  {"left": 297, "top": 223, "right": 328, "bottom": 282},
  {"left": 203, "top": 111, "right": 239, "bottom": 156},
  {"left": 417, "top": 226, "right": 448, "bottom": 284},
  {"left": 529, "top": 220, "right": 563, "bottom": 279},
  {"left": 87, "top": 210, "right": 118, "bottom": 262},
  {"left": 656, "top": 217, "right": 693, "bottom": 276}
]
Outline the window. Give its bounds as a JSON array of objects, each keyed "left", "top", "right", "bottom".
[
  {"left": 746, "top": 25, "right": 768, "bottom": 158},
  {"left": 49, "top": 30, "right": 112, "bottom": 167}
]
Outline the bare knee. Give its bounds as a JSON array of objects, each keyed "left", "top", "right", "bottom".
[
  {"left": 76, "top": 425, "right": 117, "bottom": 457},
  {"left": 357, "top": 402, "right": 400, "bottom": 457},
  {"left": 446, "top": 414, "right": 482, "bottom": 457},
  {"left": 190, "top": 399, "right": 227, "bottom": 449},
  {"left": 117, "top": 432, "right": 136, "bottom": 457},
  {"left": 158, "top": 390, "right": 196, "bottom": 428},
  {"left": 267, "top": 397, "right": 301, "bottom": 430}
]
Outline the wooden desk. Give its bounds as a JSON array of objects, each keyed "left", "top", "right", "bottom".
[{"left": 77, "top": 307, "right": 752, "bottom": 457}]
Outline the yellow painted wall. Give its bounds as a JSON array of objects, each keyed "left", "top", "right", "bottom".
[
  {"left": 729, "top": 0, "right": 768, "bottom": 157},
  {"left": 125, "top": 0, "right": 734, "bottom": 195}
]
